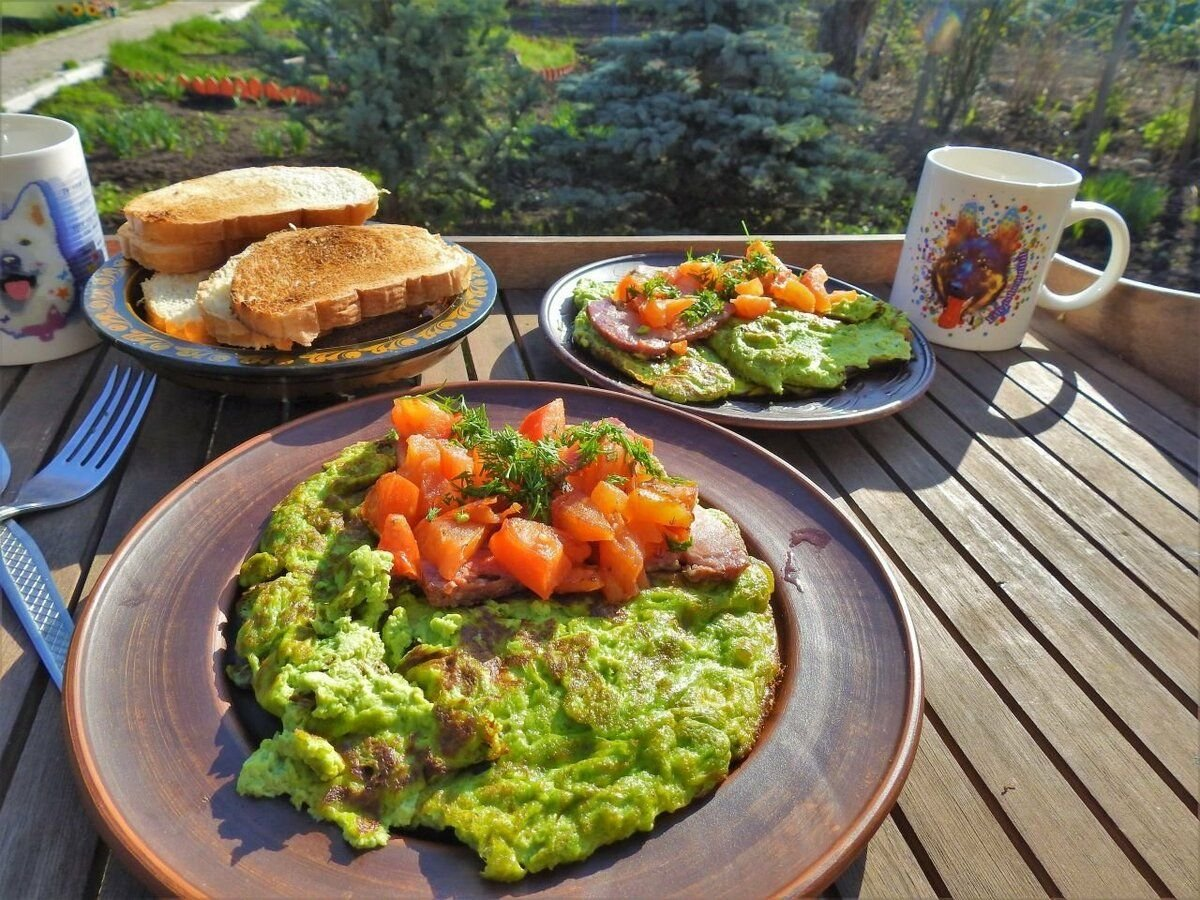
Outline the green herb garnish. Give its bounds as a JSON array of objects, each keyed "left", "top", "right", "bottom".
[{"left": 678, "top": 288, "right": 723, "bottom": 325}]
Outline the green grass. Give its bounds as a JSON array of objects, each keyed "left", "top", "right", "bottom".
[
  {"left": 93, "top": 181, "right": 143, "bottom": 218},
  {"left": 109, "top": 16, "right": 248, "bottom": 76},
  {"left": 33, "top": 80, "right": 122, "bottom": 119},
  {"left": 508, "top": 33, "right": 576, "bottom": 70}
]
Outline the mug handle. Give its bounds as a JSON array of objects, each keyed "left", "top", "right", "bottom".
[{"left": 1037, "top": 201, "right": 1130, "bottom": 312}]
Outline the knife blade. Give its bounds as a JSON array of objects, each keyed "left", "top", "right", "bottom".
[{"left": 0, "top": 520, "right": 72, "bottom": 690}]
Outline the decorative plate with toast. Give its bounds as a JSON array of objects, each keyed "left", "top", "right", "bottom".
[
  {"left": 83, "top": 250, "right": 496, "bottom": 400},
  {"left": 81, "top": 166, "right": 498, "bottom": 400}
]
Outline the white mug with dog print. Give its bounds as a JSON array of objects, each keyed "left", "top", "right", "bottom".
[
  {"left": 892, "top": 146, "right": 1130, "bottom": 351},
  {"left": 1, "top": 113, "right": 105, "bottom": 365}
]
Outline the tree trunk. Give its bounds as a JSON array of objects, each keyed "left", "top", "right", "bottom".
[
  {"left": 909, "top": 52, "right": 937, "bottom": 129},
  {"left": 1077, "top": 0, "right": 1138, "bottom": 174},
  {"left": 863, "top": 0, "right": 902, "bottom": 84},
  {"left": 816, "top": 0, "right": 879, "bottom": 81}
]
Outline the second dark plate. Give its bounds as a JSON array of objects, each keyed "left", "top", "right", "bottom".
[{"left": 539, "top": 252, "right": 935, "bottom": 429}]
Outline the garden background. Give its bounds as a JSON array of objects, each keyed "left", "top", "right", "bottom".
[{"left": 4, "top": 0, "right": 1197, "bottom": 291}]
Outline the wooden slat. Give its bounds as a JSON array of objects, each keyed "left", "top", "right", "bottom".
[
  {"left": 900, "top": 386, "right": 1198, "bottom": 706},
  {"left": 924, "top": 363, "right": 1198, "bottom": 631},
  {"left": 847, "top": 815, "right": 939, "bottom": 900},
  {"left": 1043, "top": 256, "right": 1200, "bottom": 404},
  {"left": 417, "top": 342, "right": 470, "bottom": 386},
  {"left": 935, "top": 348, "right": 1198, "bottom": 568},
  {"left": 455, "top": 235, "right": 904, "bottom": 292},
  {"left": 979, "top": 349, "right": 1197, "bottom": 509},
  {"left": 1031, "top": 311, "right": 1198, "bottom": 429},
  {"left": 504, "top": 289, "right": 580, "bottom": 383},
  {"left": 464, "top": 303, "right": 530, "bottom": 381},
  {"left": 0, "top": 693, "right": 100, "bottom": 899},
  {"left": 95, "top": 857, "right": 150, "bottom": 900},
  {"left": 763, "top": 431, "right": 1164, "bottom": 897},
  {"left": 1019, "top": 333, "right": 1197, "bottom": 467},
  {"left": 898, "top": 712, "right": 1048, "bottom": 897}
]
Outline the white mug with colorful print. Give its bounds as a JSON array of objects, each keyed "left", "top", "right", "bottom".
[
  {"left": 1, "top": 113, "right": 105, "bottom": 365},
  {"left": 892, "top": 146, "right": 1130, "bottom": 351}
]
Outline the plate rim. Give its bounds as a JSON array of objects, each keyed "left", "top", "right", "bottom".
[
  {"left": 538, "top": 251, "right": 936, "bottom": 430},
  {"left": 63, "top": 380, "right": 923, "bottom": 896},
  {"left": 82, "top": 249, "right": 497, "bottom": 379}
]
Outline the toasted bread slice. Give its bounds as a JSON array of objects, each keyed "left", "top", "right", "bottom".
[
  {"left": 197, "top": 250, "right": 294, "bottom": 351},
  {"left": 229, "top": 225, "right": 473, "bottom": 346},
  {"left": 122, "top": 166, "right": 380, "bottom": 246},
  {"left": 142, "top": 270, "right": 213, "bottom": 343},
  {"left": 119, "top": 222, "right": 253, "bottom": 275}
]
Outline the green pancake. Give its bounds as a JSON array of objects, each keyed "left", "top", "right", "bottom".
[{"left": 231, "top": 439, "right": 779, "bottom": 882}]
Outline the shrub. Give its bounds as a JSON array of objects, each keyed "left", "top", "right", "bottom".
[
  {"left": 1142, "top": 106, "right": 1188, "bottom": 159},
  {"left": 279, "top": 0, "right": 541, "bottom": 227},
  {"left": 523, "top": 0, "right": 906, "bottom": 234},
  {"left": 1074, "top": 172, "right": 1166, "bottom": 241}
]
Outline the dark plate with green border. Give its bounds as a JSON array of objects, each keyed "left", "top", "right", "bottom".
[
  {"left": 540, "top": 252, "right": 935, "bottom": 429},
  {"left": 82, "top": 251, "right": 496, "bottom": 401}
]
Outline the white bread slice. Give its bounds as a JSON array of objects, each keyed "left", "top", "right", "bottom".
[
  {"left": 122, "top": 166, "right": 379, "bottom": 246},
  {"left": 196, "top": 250, "right": 294, "bottom": 351},
  {"left": 228, "top": 225, "right": 472, "bottom": 346},
  {"left": 142, "top": 270, "right": 212, "bottom": 343},
  {"left": 118, "top": 222, "right": 253, "bottom": 275}
]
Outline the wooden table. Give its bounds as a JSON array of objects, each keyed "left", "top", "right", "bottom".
[{"left": 0, "top": 237, "right": 1196, "bottom": 898}]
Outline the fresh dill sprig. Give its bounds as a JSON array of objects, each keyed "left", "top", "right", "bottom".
[
  {"left": 678, "top": 288, "right": 723, "bottom": 325},
  {"left": 458, "top": 426, "right": 565, "bottom": 522},
  {"left": 561, "top": 421, "right": 664, "bottom": 478}
]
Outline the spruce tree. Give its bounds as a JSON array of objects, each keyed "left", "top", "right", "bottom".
[{"left": 528, "top": 0, "right": 904, "bottom": 234}]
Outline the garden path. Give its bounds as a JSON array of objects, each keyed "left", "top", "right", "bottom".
[{"left": 1, "top": 0, "right": 258, "bottom": 110}]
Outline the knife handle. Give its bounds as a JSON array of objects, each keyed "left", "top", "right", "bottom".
[{"left": 0, "top": 522, "right": 73, "bottom": 690}]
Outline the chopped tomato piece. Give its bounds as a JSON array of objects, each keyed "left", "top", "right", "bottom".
[
  {"left": 360, "top": 472, "right": 420, "bottom": 531},
  {"left": 626, "top": 480, "right": 696, "bottom": 528},
  {"left": 439, "top": 440, "right": 474, "bottom": 482},
  {"left": 415, "top": 515, "right": 489, "bottom": 580},
  {"left": 732, "top": 294, "right": 774, "bottom": 319},
  {"left": 614, "top": 273, "right": 643, "bottom": 304},
  {"left": 590, "top": 479, "right": 629, "bottom": 517},
  {"left": 734, "top": 277, "right": 764, "bottom": 296},
  {"left": 391, "top": 396, "right": 457, "bottom": 439},
  {"left": 557, "top": 565, "right": 605, "bottom": 594},
  {"left": 452, "top": 497, "right": 501, "bottom": 525},
  {"left": 597, "top": 526, "right": 647, "bottom": 604},
  {"left": 800, "top": 265, "right": 832, "bottom": 314},
  {"left": 557, "top": 528, "right": 594, "bottom": 564},
  {"left": 401, "top": 434, "right": 454, "bottom": 517},
  {"left": 377, "top": 514, "right": 420, "bottom": 579},
  {"left": 770, "top": 275, "right": 817, "bottom": 313},
  {"left": 625, "top": 518, "right": 667, "bottom": 559},
  {"left": 519, "top": 399, "right": 566, "bottom": 441},
  {"left": 640, "top": 298, "right": 671, "bottom": 328},
  {"left": 668, "top": 339, "right": 688, "bottom": 355},
  {"left": 552, "top": 491, "right": 616, "bottom": 542},
  {"left": 489, "top": 518, "right": 570, "bottom": 600}
]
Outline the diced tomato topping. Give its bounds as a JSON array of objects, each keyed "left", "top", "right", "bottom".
[
  {"left": 614, "top": 273, "right": 643, "bottom": 304},
  {"left": 670, "top": 271, "right": 704, "bottom": 295},
  {"left": 557, "top": 528, "right": 594, "bottom": 564},
  {"left": 360, "top": 471, "right": 420, "bottom": 531},
  {"left": 391, "top": 396, "right": 457, "bottom": 440},
  {"left": 734, "top": 277, "right": 764, "bottom": 296},
  {"left": 770, "top": 275, "right": 816, "bottom": 312},
  {"left": 668, "top": 339, "right": 688, "bottom": 355},
  {"left": 640, "top": 298, "right": 671, "bottom": 328},
  {"left": 597, "top": 526, "right": 647, "bottom": 604},
  {"left": 827, "top": 289, "right": 859, "bottom": 306},
  {"left": 415, "top": 515, "right": 490, "bottom": 581},
  {"left": 590, "top": 479, "right": 629, "bottom": 517},
  {"left": 452, "top": 497, "right": 501, "bottom": 525},
  {"left": 438, "top": 440, "right": 474, "bottom": 482},
  {"left": 489, "top": 518, "right": 570, "bottom": 600},
  {"left": 377, "top": 514, "right": 420, "bottom": 579},
  {"left": 626, "top": 480, "right": 696, "bottom": 528},
  {"left": 519, "top": 399, "right": 566, "bottom": 441},
  {"left": 552, "top": 491, "right": 616, "bottom": 542},
  {"left": 557, "top": 565, "right": 605, "bottom": 594},
  {"left": 732, "top": 294, "right": 774, "bottom": 319},
  {"left": 800, "top": 265, "right": 832, "bottom": 314}
]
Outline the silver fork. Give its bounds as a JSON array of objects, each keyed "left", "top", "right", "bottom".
[{"left": 0, "top": 367, "right": 156, "bottom": 523}]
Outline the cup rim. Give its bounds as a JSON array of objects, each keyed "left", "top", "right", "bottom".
[
  {"left": 928, "top": 145, "right": 1082, "bottom": 189},
  {"left": 0, "top": 112, "right": 80, "bottom": 159}
]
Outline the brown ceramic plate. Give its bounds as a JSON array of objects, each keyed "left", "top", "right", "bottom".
[
  {"left": 540, "top": 253, "right": 936, "bottom": 429},
  {"left": 64, "top": 382, "right": 922, "bottom": 897}
]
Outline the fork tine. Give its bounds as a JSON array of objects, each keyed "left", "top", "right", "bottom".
[
  {"left": 86, "top": 372, "right": 156, "bottom": 475},
  {"left": 59, "top": 367, "right": 128, "bottom": 464}
]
